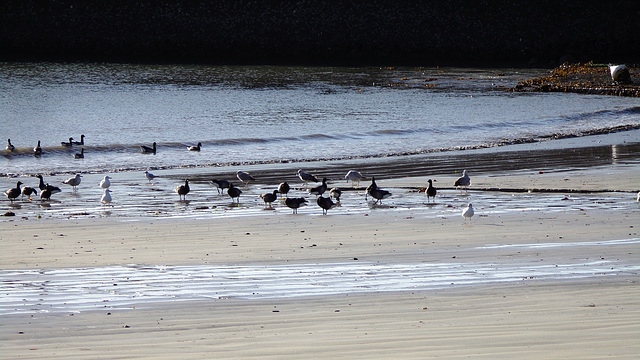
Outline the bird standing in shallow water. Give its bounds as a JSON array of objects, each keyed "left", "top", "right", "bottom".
[
  {"left": 329, "top": 187, "right": 342, "bottom": 202},
  {"left": 297, "top": 169, "right": 318, "bottom": 186},
  {"left": 309, "top": 178, "right": 328, "bottom": 197},
  {"left": 285, "top": 197, "right": 307, "bottom": 214},
  {"left": 236, "top": 171, "right": 255, "bottom": 186},
  {"left": 21, "top": 186, "right": 38, "bottom": 199},
  {"left": 144, "top": 171, "right": 157, "bottom": 184},
  {"left": 40, "top": 185, "right": 55, "bottom": 201},
  {"left": 368, "top": 187, "right": 392, "bottom": 205},
  {"left": 462, "top": 203, "right": 474, "bottom": 224},
  {"left": 365, "top": 177, "right": 378, "bottom": 200},
  {"left": 210, "top": 179, "right": 230, "bottom": 194},
  {"left": 175, "top": 179, "right": 190, "bottom": 201},
  {"left": 227, "top": 183, "right": 242, "bottom": 203},
  {"left": 454, "top": 170, "right": 470, "bottom": 189},
  {"left": 260, "top": 189, "right": 279, "bottom": 209},
  {"left": 100, "top": 176, "right": 111, "bottom": 189},
  {"left": 36, "top": 175, "right": 60, "bottom": 193},
  {"left": 62, "top": 174, "right": 82, "bottom": 190},
  {"left": 6, "top": 139, "right": 15, "bottom": 151},
  {"left": 277, "top": 182, "right": 290, "bottom": 198},
  {"left": 5, "top": 181, "right": 23, "bottom": 202},
  {"left": 345, "top": 170, "right": 365, "bottom": 187},
  {"left": 41, "top": 184, "right": 61, "bottom": 201},
  {"left": 425, "top": 179, "right": 437, "bottom": 202},
  {"left": 101, "top": 189, "right": 112, "bottom": 204},
  {"left": 317, "top": 195, "right": 335, "bottom": 215}
]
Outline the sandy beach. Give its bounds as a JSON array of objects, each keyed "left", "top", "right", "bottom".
[{"left": 2, "top": 146, "right": 640, "bottom": 358}]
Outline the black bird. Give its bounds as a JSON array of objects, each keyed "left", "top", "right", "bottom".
[
  {"left": 33, "top": 140, "right": 42, "bottom": 155},
  {"left": 73, "top": 148, "right": 84, "bottom": 159},
  {"left": 6, "top": 139, "right": 15, "bottom": 151},
  {"left": 35, "top": 175, "right": 61, "bottom": 193},
  {"left": 260, "top": 189, "right": 279, "bottom": 209},
  {"left": 309, "top": 178, "right": 328, "bottom": 197},
  {"left": 285, "top": 197, "right": 307, "bottom": 214},
  {"left": 4, "top": 181, "right": 23, "bottom": 202},
  {"left": 425, "top": 179, "right": 437, "bottom": 202},
  {"left": 40, "top": 184, "right": 59, "bottom": 201},
  {"left": 365, "top": 177, "right": 378, "bottom": 200},
  {"left": 317, "top": 195, "right": 335, "bottom": 215},
  {"left": 21, "top": 186, "right": 38, "bottom": 199},
  {"left": 210, "top": 179, "right": 230, "bottom": 194},
  {"left": 187, "top": 142, "right": 202, "bottom": 151},
  {"left": 175, "top": 179, "right": 190, "bottom": 201},
  {"left": 140, "top": 142, "right": 157, "bottom": 154},
  {"left": 72, "top": 135, "right": 85, "bottom": 145},
  {"left": 61, "top": 137, "right": 74, "bottom": 146},
  {"left": 277, "top": 181, "right": 290, "bottom": 198},
  {"left": 227, "top": 183, "right": 242, "bottom": 203},
  {"left": 368, "top": 188, "right": 392, "bottom": 205}
]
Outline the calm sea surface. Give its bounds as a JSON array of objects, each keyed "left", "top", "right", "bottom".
[{"left": 2, "top": 63, "right": 639, "bottom": 176}]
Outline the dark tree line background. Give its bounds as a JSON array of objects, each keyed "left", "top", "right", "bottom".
[{"left": 1, "top": 1, "right": 639, "bottom": 67}]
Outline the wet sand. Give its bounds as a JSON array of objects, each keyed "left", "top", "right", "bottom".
[{"left": 1, "top": 132, "right": 640, "bottom": 359}]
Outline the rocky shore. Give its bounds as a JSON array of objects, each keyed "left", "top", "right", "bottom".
[{"left": 511, "top": 63, "right": 640, "bottom": 97}]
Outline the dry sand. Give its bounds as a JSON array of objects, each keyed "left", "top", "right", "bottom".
[{"left": 1, "top": 165, "right": 639, "bottom": 359}]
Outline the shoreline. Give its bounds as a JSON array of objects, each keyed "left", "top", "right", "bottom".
[{"left": 3, "top": 123, "right": 640, "bottom": 179}]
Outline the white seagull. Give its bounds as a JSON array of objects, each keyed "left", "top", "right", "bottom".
[
  {"left": 236, "top": 171, "right": 255, "bottom": 186},
  {"left": 297, "top": 169, "right": 318, "bottom": 186},
  {"left": 99, "top": 176, "right": 111, "bottom": 189},
  {"left": 62, "top": 174, "right": 83, "bottom": 190},
  {"left": 144, "top": 171, "right": 157, "bottom": 183},
  {"left": 454, "top": 169, "right": 471, "bottom": 189},
  {"left": 345, "top": 170, "right": 365, "bottom": 187},
  {"left": 462, "top": 203, "right": 474, "bottom": 224},
  {"left": 101, "top": 189, "right": 112, "bottom": 204}
]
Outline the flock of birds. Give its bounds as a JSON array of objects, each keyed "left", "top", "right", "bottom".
[
  {"left": 4, "top": 136, "right": 203, "bottom": 158},
  {"left": 4, "top": 168, "right": 479, "bottom": 222},
  {"left": 164, "top": 169, "right": 400, "bottom": 216},
  {"left": 6, "top": 136, "right": 87, "bottom": 158}
]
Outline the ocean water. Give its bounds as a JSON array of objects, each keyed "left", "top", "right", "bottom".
[{"left": 2, "top": 63, "right": 640, "bottom": 176}]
